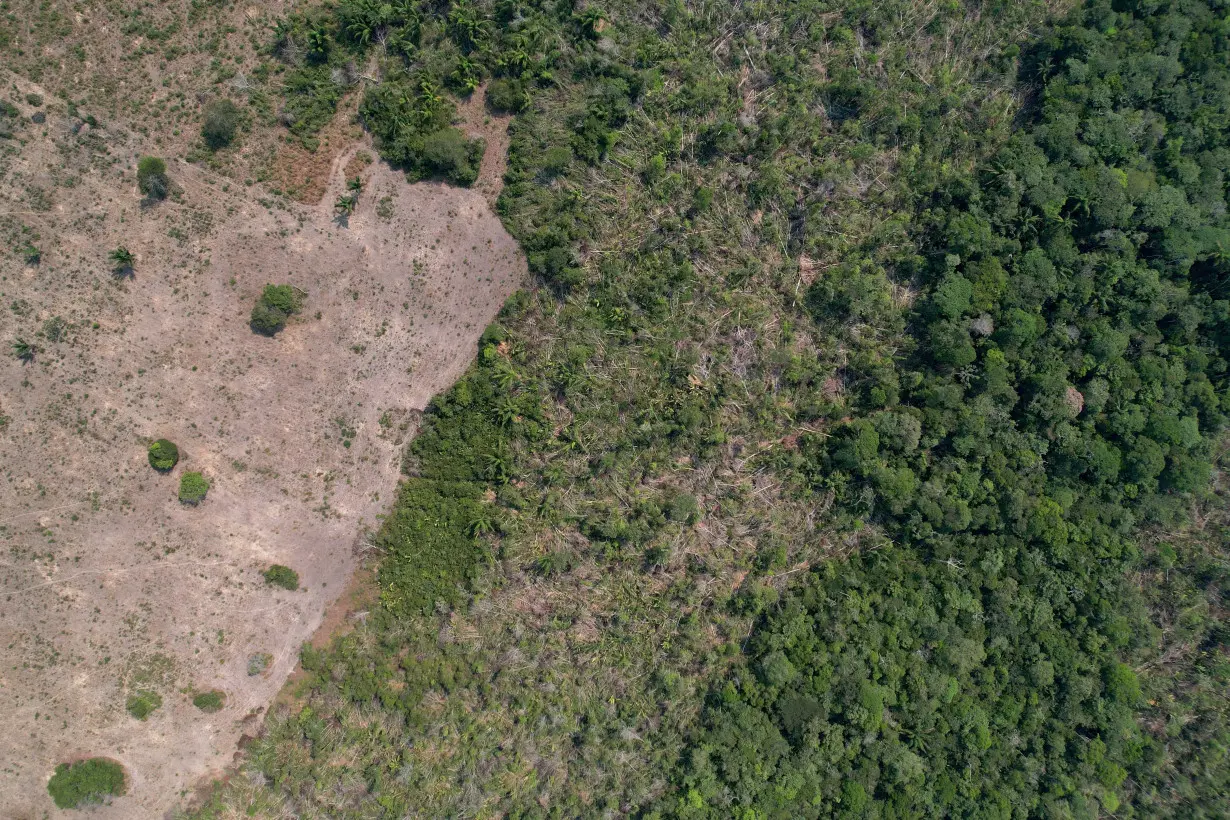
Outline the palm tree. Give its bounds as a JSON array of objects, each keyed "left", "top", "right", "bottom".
[
  {"left": 12, "top": 338, "right": 35, "bottom": 362},
  {"left": 347, "top": 176, "right": 364, "bottom": 195},
  {"left": 110, "top": 246, "right": 135, "bottom": 274},
  {"left": 335, "top": 194, "right": 357, "bottom": 216}
]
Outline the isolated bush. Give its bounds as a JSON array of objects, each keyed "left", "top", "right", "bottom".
[
  {"left": 486, "top": 78, "right": 528, "bottom": 113},
  {"left": 192, "top": 690, "right": 225, "bottom": 712},
  {"left": 137, "top": 156, "right": 169, "bottom": 201},
  {"left": 178, "top": 471, "right": 209, "bottom": 505},
  {"left": 250, "top": 284, "right": 302, "bottom": 336},
  {"left": 147, "top": 439, "right": 179, "bottom": 472},
  {"left": 201, "top": 99, "right": 241, "bottom": 149},
  {"left": 47, "top": 758, "right": 125, "bottom": 809},
  {"left": 263, "top": 564, "right": 299, "bottom": 590},
  {"left": 125, "top": 690, "right": 162, "bottom": 720}
]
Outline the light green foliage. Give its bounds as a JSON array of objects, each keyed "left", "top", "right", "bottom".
[
  {"left": 178, "top": 471, "right": 209, "bottom": 504},
  {"left": 47, "top": 758, "right": 125, "bottom": 809}
]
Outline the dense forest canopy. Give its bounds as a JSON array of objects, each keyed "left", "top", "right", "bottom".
[{"left": 190, "top": 0, "right": 1229, "bottom": 817}]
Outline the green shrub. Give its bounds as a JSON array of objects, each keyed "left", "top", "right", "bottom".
[
  {"left": 147, "top": 439, "right": 179, "bottom": 472},
  {"left": 250, "top": 284, "right": 302, "bottom": 336},
  {"left": 137, "top": 156, "right": 169, "bottom": 201},
  {"left": 47, "top": 758, "right": 125, "bottom": 809},
  {"left": 125, "top": 690, "right": 162, "bottom": 720},
  {"left": 201, "top": 98, "right": 241, "bottom": 149},
  {"left": 486, "top": 78, "right": 528, "bottom": 113},
  {"left": 192, "top": 690, "right": 225, "bottom": 712},
  {"left": 421, "top": 127, "right": 484, "bottom": 186},
  {"left": 263, "top": 564, "right": 299, "bottom": 590},
  {"left": 178, "top": 471, "right": 210, "bottom": 505}
]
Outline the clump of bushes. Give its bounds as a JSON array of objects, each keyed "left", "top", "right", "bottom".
[
  {"left": 125, "top": 690, "right": 162, "bottom": 720},
  {"left": 147, "top": 439, "right": 179, "bottom": 472},
  {"left": 250, "top": 284, "right": 303, "bottom": 336},
  {"left": 201, "top": 98, "right": 241, "bottom": 149},
  {"left": 137, "top": 156, "right": 169, "bottom": 201},
  {"left": 263, "top": 564, "right": 300, "bottom": 590},
  {"left": 47, "top": 758, "right": 126, "bottom": 809},
  {"left": 178, "top": 471, "right": 210, "bottom": 505},
  {"left": 192, "top": 690, "right": 225, "bottom": 712}
]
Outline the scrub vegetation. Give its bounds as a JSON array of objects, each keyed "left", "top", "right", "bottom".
[{"left": 173, "top": 0, "right": 1227, "bottom": 815}]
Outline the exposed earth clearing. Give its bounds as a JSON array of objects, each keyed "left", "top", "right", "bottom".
[{"left": 0, "top": 89, "right": 522, "bottom": 817}]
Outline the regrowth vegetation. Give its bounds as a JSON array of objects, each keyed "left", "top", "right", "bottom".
[{"left": 190, "top": 0, "right": 1230, "bottom": 818}]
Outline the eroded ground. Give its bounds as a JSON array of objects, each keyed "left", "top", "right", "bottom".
[{"left": 0, "top": 85, "right": 522, "bottom": 817}]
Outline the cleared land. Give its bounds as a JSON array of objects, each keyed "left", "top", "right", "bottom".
[{"left": 0, "top": 78, "right": 522, "bottom": 816}]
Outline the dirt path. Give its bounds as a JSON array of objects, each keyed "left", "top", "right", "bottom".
[{"left": 0, "top": 103, "right": 524, "bottom": 815}]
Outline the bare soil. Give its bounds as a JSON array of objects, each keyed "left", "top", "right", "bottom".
[{"left": 0, "top": 81, "right": 523, "bottom": 817}]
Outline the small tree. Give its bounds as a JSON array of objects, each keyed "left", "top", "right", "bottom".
[
  {"left": 147, "top": 439, "right": 179, "bottom": 472},
  {"left": 250, "top": 284, "right": 303, "bottom": 336},
  {"left": 137, "top": 156, "right": 169, "bottom": 201},
  {"left": 110, "top": 246, "right": 135, "bottom": 275},
  {"left": 263, "top": 564, "right": 300, "bottom": 590},
  {"left": 178, "top": 471, "right": 210, "bottom": 504},
  {"left": 47, "top": 758, "right": 126, "bottom": 809},
  {"left": 202, "top": 99, "right": 241, "bottom": 149}
]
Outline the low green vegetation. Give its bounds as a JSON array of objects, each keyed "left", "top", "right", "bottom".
[
  {"left": 250, "top": 284, "right": 302, "bottom": 336},
  {"left": 47, "top": 758, "right": 125, "bottom": 809},
  {"left": 190, "top": 0, "right": 1230, "bottom": 817},
  {"left": 262, "top": 564, "right": 299, "bottom": 591},
  {"left": 147, "top": 439, "right": 179, "bottom": 472},
  {"left": 192, "top": 690, "right": 225, "bottom": 713},
  {"left": 178, "top": 471, "right": 209, "bottom": 505},
  {"left": 137, "top": 155, "right": 169, "bottom": 201},
  {"left": 125, "top": 690, "right": 162, "bottom": 720}
]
